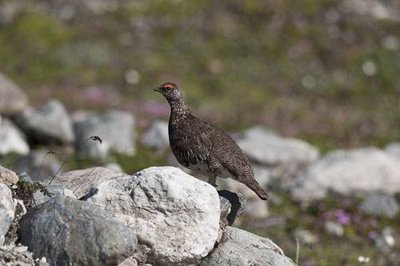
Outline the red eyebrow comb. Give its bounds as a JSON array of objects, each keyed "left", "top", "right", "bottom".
[{"left": 162, "top": 82, "right": 177, "bottom": 89}]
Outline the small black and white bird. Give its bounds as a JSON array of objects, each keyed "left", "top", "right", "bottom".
[{"left": 154, "top": 82, "right": 268, "bottom": 200}]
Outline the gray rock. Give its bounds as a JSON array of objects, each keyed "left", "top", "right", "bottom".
[
  {"left": 0, "top": 72, "right": 28, "bottom": 115},
  {"left": 360, "top": 192, "right": 399, "bottom": 218},
  {"left": 0, "top": 184, "right": 15, "bottom": 246},
  {"left": 0, "top": 165, "right": 19, "bottom": 185},
  {"left": 33, "top": 184, "right": 77, "bottom": 206},
  {"left": 140, "top": 120, "right": 169, "bottom": 151},
  {"left": 385, "top": 142, "right": 400, "bottom": 159},
  {"left": 86, "top": 166, "right": 220, "bottom": 265},
  {"left": 15, "top": 150, "right": 62, "bottom": 182},
  {"left": 218, "top": 190, "right": 245, "bottom": 227},
  {"left": 118, "top": 256, "right": 138, "bottom": 266},
  {"left": 0, "top": 117, "right": 29, "bottom": 155},
  {"left": 15, "top": 100, "right": 74, "bottom": 144},
  {"left": 291, "top": 148, "right": 400, "bottom": 202},
  {"left": 52, "top": 167, "right": 126, "bottom": 199},
  {"left": 18, "top": 196, "right": 137, "bottom": 266},
  {"left": 73, "top": 110, "right": 136, "bottom": 157},
  {"left": 0, "top": 243, "right": 49, "bottom": 266},
  {"left": 201, "top": 226, "right": 295, "bottom": 266},
  {"left": 237, "top": 127, "right": 319, "bottom": 173}
]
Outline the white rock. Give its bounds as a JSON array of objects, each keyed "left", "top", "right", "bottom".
[
  {"left": 0, "top": 117, "right": 29, "bottom": 155},
  {"left": 87, "top": 166, "right": 220, "bottom": 266},
  {"left": 0, "top": 72, "right": 28, "bottom": 115},
  {"left": 237, "top": 127, "right": 319, "bottom": 168},
  {"left": 0, "top": 184, "right": 15, "bottom": 246},
  {"left": 360, "top": 192, "right": 399, "bottom": 218},
  {"left": 385, "top": 142, "right": 400, "bottom": 160},
  {"left": 141, "top": 120, "right": 169, "bottom": 151},
  {"left": 200, "top": 226, "right": 295, "bottom": 266},
  {"left": 291, "top": 148, "right": 400, "bottom": 202},
  {"left": 73, "top": 110, "right": 136, "bottom": 158},
  {"left": 52, "top": 167, "right": 126, "bottom": 199},
  {"left": 0, "top": 165, "right": 19, "bottom": 185},
  {"left": 16, "top": 100, "right": 74, "bottom": 144}
]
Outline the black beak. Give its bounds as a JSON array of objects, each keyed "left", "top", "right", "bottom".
[{"left": 154, "top": 87, "right": 161, "bottom": 92}]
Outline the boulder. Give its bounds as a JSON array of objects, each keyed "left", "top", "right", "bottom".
[
  {"left": 0, "top": 165, "right": 19, "bottom": 185},
  {"left": 237, "top": 127, "right": 319, "bottom": 175},
  {"left": 0, "top": 117, "right": 29, "bottom": 155},
  {"left": 360, "top": 192, "right": 399, "bottom": 219},
  {"left": 140, "top": 120, "right": 169, "bottom": 151},
  {"left": 18, "top": 196, "right": 137, "bottom": 266},
  {"left": 0, "top": 184, "right": 15, "bottom": 246},
  {"left": 86, "top": 166, "right": 220, "bottom": 265},
  {"left": 15, "top": 150, "right": 62, "bottom": 182},
  {"left": 15, "top": 100, "right": 74, "bottom": 144},
  {"left": 73, "top": 110, "right": 136, "bottom": 157},
  {"left": 291, "top": 148, "right": 400, "bottom": 202},
  {"left": 52, "top": 167, "right": 126, "bottom": 199},
  {"left": 0, "top": 72, "right": 28, "bottom": 115},
  {"left": 200, "top": 226, "right": 295, "bottom": 266},
  {"left": 385, "top": 142, "right": 400, "bottom": 159}
]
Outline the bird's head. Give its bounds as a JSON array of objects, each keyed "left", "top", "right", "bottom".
[{"left": 154, "top": 82, "right": 182, "bottom": 102}]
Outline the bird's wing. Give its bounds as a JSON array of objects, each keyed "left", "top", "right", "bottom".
[{"left": 194, "top": 118, "right": 254, "bottom": 178}]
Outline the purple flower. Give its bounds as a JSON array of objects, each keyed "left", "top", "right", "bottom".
[
  {"left": 368, "top": 231, "right": 378, "bottom": 240},
  {"left": 335, "top": 209, "right": 351, "bottom": 225}
]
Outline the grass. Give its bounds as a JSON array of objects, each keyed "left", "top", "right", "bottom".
[
  {"left": 0, "top": 0, "right": 399, "bottom": 149},
  {"left": 240, "top": 191, "right": 400, "bottom": 265},
  {"left": 1, "top": 0, "right": 400, "bottom": 264}
]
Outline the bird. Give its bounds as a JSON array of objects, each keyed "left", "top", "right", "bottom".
[{"left": 154, "top": 82, "right": 268, "bottom": 200}]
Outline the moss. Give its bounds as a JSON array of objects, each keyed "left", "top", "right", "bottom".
[{"left": 113, "top": 147, "right": 169, "bottom": 174}]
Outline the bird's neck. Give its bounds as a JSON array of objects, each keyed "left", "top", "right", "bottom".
[{"left": 169, "top": 98, "right": 190, "bottom": 116}]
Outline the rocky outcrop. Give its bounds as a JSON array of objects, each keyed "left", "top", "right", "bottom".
[
  {"left": 0, "top": 244, "right": 49, "bottom": 266},
  {"left": 18, "top": 196, "right": 137, "bottom": 266},
  {"left": 52, "top": 167, "right": 126, "bottom": 198},
  {"left": 291, "top": 148, "right": 400, "bottom": 203},
  {"left": 0, "top": 184, "right": 15, "bottom": 246},
  {"left": 15, "top": 100, "right": 75, "bottom": 145},
  {"left": 3, "top": 165, "right": 294, "bottom": 265},
  {"left": 86, "top": 166, "right": 221, "bottom": 265},
  {"left": 201, "top": 226, "right": 294, "bottom": 266}
]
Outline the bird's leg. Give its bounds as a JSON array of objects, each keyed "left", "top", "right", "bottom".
[{"left": 208, "top": 175, "right": 217, "bottom": 187}]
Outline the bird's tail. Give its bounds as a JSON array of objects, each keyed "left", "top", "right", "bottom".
[{"left": 243, "top": 178, "right": 268, "bottom": 200}]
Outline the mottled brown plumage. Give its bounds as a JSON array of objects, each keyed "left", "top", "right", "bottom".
[{"left": 154, "top": 82, "right": 268, "bottom": 200}]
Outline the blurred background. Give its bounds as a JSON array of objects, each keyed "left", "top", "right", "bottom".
[{"left": 1, "top": 0, "right": 400, "bottom": 265}]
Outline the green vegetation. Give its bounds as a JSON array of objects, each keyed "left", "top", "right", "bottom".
[
  {"left": 0, "top": 0, "right": 399, "bottom": 148},
  {"left": 1, "top": 1, "right": 400, "bottom": 265},
  {"left": 241, "top": 191, "right": 400, "bottom": 265}
]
